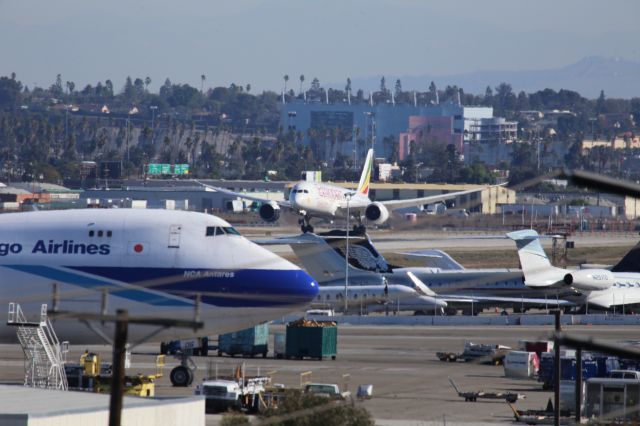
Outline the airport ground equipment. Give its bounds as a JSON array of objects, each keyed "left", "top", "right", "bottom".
[
  {"left": 273, "top": 332, "right": 286, "bottom": 358},
  {"left": 7, "top": 303, "right": 68, "bottom": 390},
  {"left": 65, "top": 352, "right": 164, "bottom": 397},
  {"left": 304, "top": 382, "right": 351, "bottom": 400},
  {"left": 504, "top": 351, "right": 540, "bottom": 378},
  {"left": 538, "top": 353, "right": 602, "bottom": 390},
  {"left": 285, "top": 318, "right": 337, "bottom": 360},
  {"left": 437, "top": 341, "right": 511, "bottom": 365},
  {"left": 218, "top": 324, "right": 269, "bottom": 357},
  {"left": 195, "top": 366, "right": 271, "bottom": 413},
  {"left": 160, "top": 337, "right": 210, "bottom": 356},
  {"left": 449, "top": 378, "right": 524, "bottom": 403},
  {"left": 508, "top": 400, "right": 571, "bottom": 425}
]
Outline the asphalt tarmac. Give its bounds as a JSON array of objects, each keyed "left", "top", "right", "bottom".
[{"left": 2, "top": 322, "right": 638, "bottom": 425}]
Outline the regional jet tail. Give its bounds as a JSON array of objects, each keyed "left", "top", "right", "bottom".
[{"left": 507, "top": 229, "right": 640, "bottom": 309}]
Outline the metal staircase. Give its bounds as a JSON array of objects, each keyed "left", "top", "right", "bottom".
[{"left": 7, "top": 303, "right": 68, "bottom": 390}]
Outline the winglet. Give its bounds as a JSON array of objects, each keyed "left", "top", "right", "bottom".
[
  {"left": 407, "top": 271, "right": 436, "bottom": 296},
  {"left": 356, "top": 149, "right": 374, "bottom": 196}
]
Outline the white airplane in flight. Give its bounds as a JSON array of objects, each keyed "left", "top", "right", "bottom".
[
  {"left": 199, "top": 149, "right": 490, "bottom": 233},
  {"left": 0, "top": 209, "right": 318, "bottom": 384},
  {"left": 508, "top": 229, "right": 640, "bottom": 309}
]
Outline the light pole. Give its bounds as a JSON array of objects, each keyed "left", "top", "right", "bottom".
[
  {"left": 364, "top": 112, "right": 376, "bottom": 153},
  {"left": 150, "top": 105, "right": 158, "bottom": 144},
  {"left": 344, "top": 192, "right": 354, "bottom": 313}
]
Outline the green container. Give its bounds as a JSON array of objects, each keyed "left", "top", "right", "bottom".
[
  {"left": 285, "top": 325, "right": 337, "bottom": 360},
  {"left": 218, "top": 323, "right": 269, "bottom": 357}
]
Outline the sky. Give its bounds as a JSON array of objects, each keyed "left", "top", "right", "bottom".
[{"left": 1, "top": 0, "right": 639, "bottom": 93}]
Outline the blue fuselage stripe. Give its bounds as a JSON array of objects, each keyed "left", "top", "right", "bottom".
[{"left": 5, "top": 265, "right": 317, "bottom": 308}]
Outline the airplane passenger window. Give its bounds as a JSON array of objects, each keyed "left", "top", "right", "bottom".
[
  {"left": 89, "top": 230, "right": 94, "bottom": 237},
  {"left": 98, "top": 231, "right": 103, "bottom": 237},
  {"left": 107, "top": 231, "right": 112, "bottom": 237}
]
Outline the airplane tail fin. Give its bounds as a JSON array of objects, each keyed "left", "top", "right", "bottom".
[
  {"left": 611, "top": 242, "right": 640, "bottom": 272},
  {"left": 287, "top": 233, "right": 380, "bottom": 284},
  {"left": 506, "top": 229, "right": 564, "bottom": 287},
  {"left": 356, "top": 149, "right": 374, "bottom": 196}
]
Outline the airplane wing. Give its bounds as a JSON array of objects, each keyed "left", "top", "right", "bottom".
[
  {"left": 254, "top": 234, "right": 366, "bottom": 245},
  {"left": 437, "top": 294, "right": 575, "bottom": 306},
  {"left": 397, "top": 249, "right": 466, "bottom": 271},
  {"left": 195, "top": 180, "right": 293, "bottom": 208},
  {"left": 379, "top": 186, "right": 493, "bottom": 211}
]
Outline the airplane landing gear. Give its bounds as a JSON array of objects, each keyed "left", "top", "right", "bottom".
[
  {"left": 170, "top": 351, "right": 197, "bottom": 387},
  {"left": 299, "top": 215, "right": 314, "bottom": 233},
  {"left": 352, "top": 224, "right": 366, "bottom": 235}
]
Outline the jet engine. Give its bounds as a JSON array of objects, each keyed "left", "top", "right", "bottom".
[
  {"left": 364, "top": 202, "right": 389, "bottom": 225},
  {"left": 563, "top": 269, "right": 614, "bottom": 291},
  {"left": 258, "top": 201, "right": 281, "bottom": 222}
]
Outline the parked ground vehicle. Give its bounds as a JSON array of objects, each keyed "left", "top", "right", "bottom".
[
  {"left": 160, "top": 337, "right": 209, "bottom": 357},
  {"left": 304, "top": 383, "right": 350, "bottom": 400},
  {"left": 195, "top": 375, "right": 270, "bottom": 413}
]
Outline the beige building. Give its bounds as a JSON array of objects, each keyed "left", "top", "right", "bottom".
[{"left": 581, "top": 137, "right": 640, "bottom": 152}]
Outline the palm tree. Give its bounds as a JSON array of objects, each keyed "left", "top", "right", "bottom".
[
  {"left": 283, "top": 75, "right": 289, "bottom": 93},
  {"left": 299, "top": 74, "right": 305, "bottom": 95},
  {"left": 200, "top": 74, "right": 206, "bottom": 93},
  {"left": 144, "top": 76, "right": 151, "bottom": 92}
]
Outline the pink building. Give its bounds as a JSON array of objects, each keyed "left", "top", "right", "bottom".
[{"left": 398, "top": 116, "right": 463, "bottom": 161}]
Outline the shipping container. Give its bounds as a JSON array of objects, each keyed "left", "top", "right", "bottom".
[
  {"left": 504, "top": 351, "right": 539, "bottom": 378},
  {"left": 273, "top": 332, "right": 286, "bottom": 359},
  {"left": 218, "top": 324, "right": 269, "bottom": 358},
  {"left": 285, "top": 320, "right": 337, "bottom": 360}
]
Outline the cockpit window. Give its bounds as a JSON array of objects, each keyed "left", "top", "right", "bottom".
[
  {"left": 223, "top": 226, "right": 241, "bottom": 236},
  {"left": 206, "top": 226, "right": 241, "bottom": 237}
]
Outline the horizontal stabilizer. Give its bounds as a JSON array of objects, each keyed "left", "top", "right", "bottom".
[{"left": 407, "top": 272, "right": 437, "bottom": 297}]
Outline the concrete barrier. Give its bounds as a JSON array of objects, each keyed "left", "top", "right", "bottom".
[{"left": 274, "top": 313, "right": 640, "bottom": 327}]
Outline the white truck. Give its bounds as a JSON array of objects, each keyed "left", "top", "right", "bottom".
[
  {"left": 195, "top": 376, "right": 269, "bottom": 413},
  {"left": 304, "top": 383, "right": 351, "bottom": 400}
]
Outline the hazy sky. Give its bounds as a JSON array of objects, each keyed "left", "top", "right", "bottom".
[{"left": 1, "top": 0, "right": 639, "bottom": 93}]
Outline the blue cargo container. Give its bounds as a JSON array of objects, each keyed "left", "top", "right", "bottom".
[
  {"left": 218, "top": 324, "right": 269, "bottom": 357},
  {"left": 539, "top": 353, "right": 607, "bottom": 390}
]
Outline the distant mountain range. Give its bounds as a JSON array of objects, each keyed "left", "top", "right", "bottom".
[{"left": 339, "top": 57, "right": 640, "bottom": 99}]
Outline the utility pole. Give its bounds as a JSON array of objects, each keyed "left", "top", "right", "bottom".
[
  {"left": 344, "top": 192, "right": 354, "bottom": 313},
  {"left": 109, "top": 310, "right": 128, "bottom": 426}
]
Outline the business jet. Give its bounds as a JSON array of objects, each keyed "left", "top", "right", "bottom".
[
  {"left": 260, "top": 231, "right": 572, "bottom": 315},
  {"left": 199, "top": 149, "right": 491, "bottom": 233},
  {"left": 313, "top": 278, "right": 446, "bottom": 314},
  {"left": 0, "top": 209, "right": 318, "bottom": 345},
  {"left": 508, "top": 229, "right": 640, "bottom": 310}
]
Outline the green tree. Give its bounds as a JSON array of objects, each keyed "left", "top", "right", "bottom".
[
  {"left": 261, "top": 389, "right": 373, "bottom": 426},
  {"left": 0, "top": 77, "right": 22, "bottom": 109}
]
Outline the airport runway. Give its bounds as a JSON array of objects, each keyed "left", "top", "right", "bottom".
[
  {"left": 246, "top": 228, "right": 640, "bottom": 256},
  {"left": 2, "top": 323, "right": 638, "bottom": 425}
]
